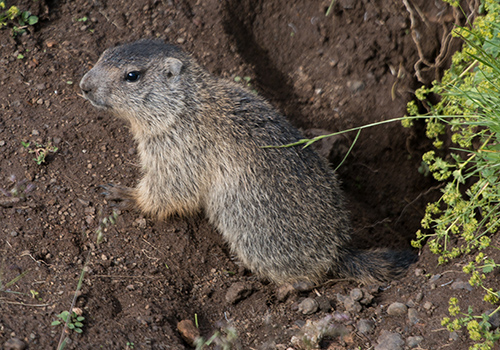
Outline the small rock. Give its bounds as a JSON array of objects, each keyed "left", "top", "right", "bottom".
[
  {"left": 276, "top": 283, "right": 296, "bottom": 302},
  {"left": 423, "top": 301, "right": 433, "bottom": 310},
  {"left": 315, "top": 295, "right": 332, "bottom": 312},
  {"left": 134, "top": 217, "right": 147, "bottom": 229},
  {"left": 449, "top": 331, "right": 459, "bottom": 341},
  {"left": 10, "top": 231, "right": 18, "bottom": 237},
  {"left": 32, "top": 129, "right": 40, "bottom": 136},
  {"left": 35, "top": 83, "right": 46, "bottom": 90},
  {"left": 343, "top": 296, "right": 362, "bottom": 313},
  {"left": 177, "top": 319, "right": 200, "bottom": 347},
  {"left": 414, "top": 268, "right": 424, "bottom": 277},
  {"left": 429, "top": 274, "right": 441, "bottom": 283},
  {"left": 225, "top": 282, "right": 253, "bottom": 304},
  {"left": 414, "top": 292, "right": 423, "bottom": 302},
  {"left": 357, "top": 319, "right": 374, "bottom": 334},
  {"left": 78, "top": 198, "right": 90, "bottom": 207},
  {"left": 347, "top": 80, "right": 365, "bottom": 93},
  {"left": 292, "top": 280, "right": 315, "bottom": 292},
  {"left": 360, "top": 290, "right": 375, "bottom": 305},
  {"left": 176, "top": 37, "right": 186, "bottom": 44},
  {"left": 0, "top": 140, "right": 5, "bottom": 146},
  {"left": 375, "top": 331, "right": 404, "bottom": 350},
  {"left": 3, "top": 337, "right": 26, "bottom": 350},
  {"left": 387, "top": 302, "right": 407, "bottom": 316},
  {"left": 339, "top": 0, "right": 356, "bottom": 9},
  {"left": 350, "top": 288, "right": 363, "bottom": 301},
  {"left": 408, "top": 308, "right": 419, "bottom": 325},
  {"left": 298, "top": 298, "right": 319, "bottom": 315},
  {"left": 406, "top": 335, "right": 423, "bottom": 348},
  {"left": 451, "top": 280, "right": 473, "bottom": 292},
  {"left": 36, "top": 98, "right": 44, "bottom": 105},
  {"left": 486, "top": 309, "right": 500, "bottom": 329}
]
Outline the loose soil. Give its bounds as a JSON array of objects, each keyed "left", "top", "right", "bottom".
[{"left": 0, "top": 1, "right": 493, "bottom": 349}]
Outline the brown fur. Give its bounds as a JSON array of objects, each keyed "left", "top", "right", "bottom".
[{"left": 80, "top": 39, "right": 414, "bottom": 285}]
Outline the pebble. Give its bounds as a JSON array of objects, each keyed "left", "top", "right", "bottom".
[
  {"left": 343, "top": 296, "right": 362, "bottom": 313},
  {"left": 350, "top": 288, "right": 363, "bottom": 301},
  {"left": 347, "top": 80, "right": 365, "bottom": 93},
  {"left": 408, "top": 308, "right": 419, "bottom": 325},
  {"left": 375, "top": 331, "right": 404, "bottom": 350},
  {"left": 32, "top": 129, "right": 40, "bottom": 136},
  {"left": 387, "top": 302, "right": 407, "bottom": 316},
  {"left": 429, "top": 274, "right": 441, "bottom": 283},
  {"left": 10, "top": 231, "right": 18, "bottom": 237},
  {"left": 225, "top": 282, "right": 253, "bottom": 304},
  {"left": 292, "top": 280, "right": 315, "bottom": 292},
  {"left": 414, "top": 268, "right": 424, "bottom": 276},
  {"left": 3, "top": 337, "right": 26, "bottom": 350},
  {"left": 486, "top": 309, "right": 500, "bottom": 329},
  {"left": 276, "top": 283, "right": 296, "bottom": 302},
  {"left": 406, "top": 335, "right": 423, "bottom": 348},
  {"left": 298, "top": 298, "right": 319, "bottom": 315},
  {"left": 357, "top": 319, "right": 374, "bottom": 334},
  {"left": 134, "top": 217, "right": 147, "bottom": 229},
  {"left": 423, "top": 301, "right": 433, "bottom": 310},
  {"left": 177, "top": 319, "right": 200, "bottom": 347},
  {"left": 451, "top": 280, "right": 473, "bottom": 292},
  {"left": 315, "top": 295, "right": 331, "bottom": 312}
]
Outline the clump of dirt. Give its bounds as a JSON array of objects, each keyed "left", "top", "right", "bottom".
[{"left": 0, "top": 1, "right": 489, "bottom": 349}]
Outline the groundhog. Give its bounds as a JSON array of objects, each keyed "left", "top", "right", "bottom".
[{"left": 80, "top": 39, "right": 414, "bottom": 285}]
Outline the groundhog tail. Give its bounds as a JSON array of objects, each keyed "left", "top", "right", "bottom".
[{"left": 337, "top": 248, "right": 417, "bottom": 284}]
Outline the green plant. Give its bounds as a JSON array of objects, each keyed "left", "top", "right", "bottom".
[
  {"left": 22, "top": 141, "right": 59, "bottom": 165},
  {"left": 55, "top": 209, "right": 119, "bottom": 350},
  {"left": 51, "top": 310, "right": 85, "bottom": 334},
  {"left": 0, "top": 2, "right": 38, "bottom": 36},
  {"left": 405, "top": 1, "right": 500, "bottom": 348}
]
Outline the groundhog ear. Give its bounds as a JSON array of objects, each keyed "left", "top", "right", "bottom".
[{"left": 165, "top": 57, "right": 183, "bottom": 77}]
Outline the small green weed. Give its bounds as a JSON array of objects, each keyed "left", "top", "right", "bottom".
[
  {"left": 55, "top": 210, "right": 119, "bottom": 350},
  {"left": 0, "top": 2, "right": 38, "bottom": 37},
  {"left": 22, "top": 141, "right": 59, "bottom": 165},
  {"left": 51, "top": 310, "right": 85, "bottom": 334}
]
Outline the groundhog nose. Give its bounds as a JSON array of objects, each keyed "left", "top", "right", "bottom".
[{"left": 80, "top": 77, "right": 91, "bottom": 94}]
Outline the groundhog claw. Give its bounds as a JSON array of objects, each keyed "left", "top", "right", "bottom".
[{"left": 99, "top": 183, "right": 135, "bottom": 209}]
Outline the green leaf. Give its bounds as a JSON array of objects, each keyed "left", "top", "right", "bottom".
[
  {"left": 27, "top": 15, "right": 38, "bottom": 25},
  {"left": 483, "top": 265, "right": 494, "bottom": 273}
]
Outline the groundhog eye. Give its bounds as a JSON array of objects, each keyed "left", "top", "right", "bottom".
[{"left": 125, "top": 71, "right": 141, "bottom": 82}]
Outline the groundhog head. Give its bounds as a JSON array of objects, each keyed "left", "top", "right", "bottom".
[{"left": 80, "top": 40, "right": 195, "bottom": 126}]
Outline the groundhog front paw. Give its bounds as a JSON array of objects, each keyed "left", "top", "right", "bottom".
[{"left": 100, "top": 184, "right": 136, "bottom": 210}]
